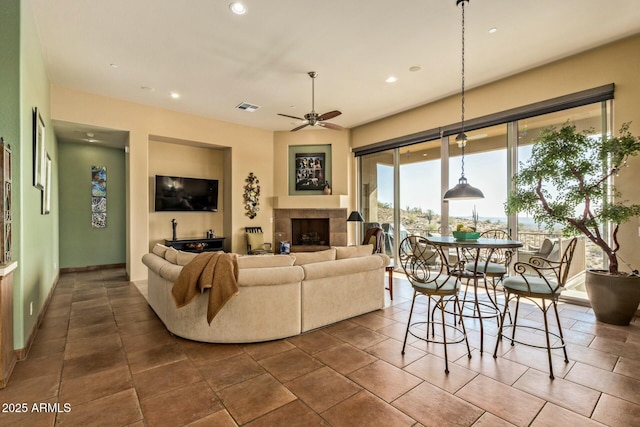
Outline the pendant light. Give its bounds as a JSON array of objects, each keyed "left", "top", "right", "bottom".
[{"left": 444, "top": 0, "right": 484, "bottom": 201}]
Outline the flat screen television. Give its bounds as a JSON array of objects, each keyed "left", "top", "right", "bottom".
[{"left": 155, "top": 175, "right": 219, "bottom": 212}]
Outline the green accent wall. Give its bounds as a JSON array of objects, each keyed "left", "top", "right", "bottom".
[
  {"left": 0, "top": 2, "right": 20, "bottom": 147},
  {"left": 288, "top": 144, "right": 332, "bottom": 195},
  {"left": 59, "top": 142, "right": 126, "bottom": 268},
  {"left": 0, "top": 0, "right": 60, "bottom": 349}
]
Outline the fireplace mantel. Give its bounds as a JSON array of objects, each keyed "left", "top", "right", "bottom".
[{"left": 273, "top": 195, "right": 350, "bottom": 209}]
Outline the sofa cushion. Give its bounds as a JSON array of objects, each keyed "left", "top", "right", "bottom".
[
  {"left": 238, "top": 266, "right": 304, "bottom": 287},
  {"left": 152, "top": 243, "right": 169, "bottom": 257},
  {"left": 334, "top": 245, "right": 374, "bottom": 259},
  {"left": 292, "top": 248, "right": 336, "bottom": 265},
  {"left": 302, "top": 255, "right": 384, "bottom": 280},
  {"left": 164, "top": 247, "right": 179, "bottom": 264},
  {"left": 237, "top": 255, "right": 295, "bottom": 269},
  {"left": 177, "top": 250, "right": 199, "bottom": 266}
]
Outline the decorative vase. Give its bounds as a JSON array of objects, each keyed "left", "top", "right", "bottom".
[
  {"left": 585, "top": 269, "right": 640, "bottom": 325},
  {"left": 323, "top": 181, "right": 331, "bottom": 195}
]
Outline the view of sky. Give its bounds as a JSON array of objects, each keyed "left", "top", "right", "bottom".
[{"left": 377, "top": 148, "right": 515, "bottom": 219}]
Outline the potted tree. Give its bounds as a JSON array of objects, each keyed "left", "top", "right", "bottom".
[{"left": 506, "top": 122, "right": 640, "bottom": 325}]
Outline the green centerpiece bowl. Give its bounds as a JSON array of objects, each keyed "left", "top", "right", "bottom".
[{"left": 452, "top": 231, "right": 480, "bottom": 241}]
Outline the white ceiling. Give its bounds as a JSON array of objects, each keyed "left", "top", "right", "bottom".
[{"left": 30, "top": 0, "right": 640, "bottom": 144}]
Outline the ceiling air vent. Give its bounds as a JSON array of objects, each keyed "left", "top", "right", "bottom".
[{"left": 235, "top": 102, "right": 260, "bottom": 112}]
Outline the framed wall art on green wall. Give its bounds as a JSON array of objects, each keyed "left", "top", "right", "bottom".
[{"left": 288, "top": 144, "right": 331, "bottom": 195}]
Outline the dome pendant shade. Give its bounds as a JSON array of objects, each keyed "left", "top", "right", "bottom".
[{"left": 443, "top": 176, "right": 484, "bottom": 200}]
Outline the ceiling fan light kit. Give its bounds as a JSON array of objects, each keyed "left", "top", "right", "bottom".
[
  {"left": 444, "top": 0, "right": 484, "bottom": 201},
  {"left": 278, "top": 72, "right": 343, "bottom": 132}
]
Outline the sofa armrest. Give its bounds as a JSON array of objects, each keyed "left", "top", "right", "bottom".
[{"left": 142, "top": 253, "right": 168, "bottom": 274}]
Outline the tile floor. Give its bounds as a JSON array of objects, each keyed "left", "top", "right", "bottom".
[{"left": 0, "top": 268, "right": 639, "bottom": 426}]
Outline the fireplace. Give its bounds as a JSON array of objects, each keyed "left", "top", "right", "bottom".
[
  {"left": 273, "top": 208, "right": 347, "bottom": 253},
  {"left": 291, "top": 218, "right": 330, "bottom": 246}
]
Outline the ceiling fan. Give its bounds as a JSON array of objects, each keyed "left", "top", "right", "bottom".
[{"left": 278, "top": 71, "right": 343, "bottom": 131}]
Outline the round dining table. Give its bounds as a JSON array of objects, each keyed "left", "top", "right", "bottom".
[{"left": 425, "top": 236, "right": 523, "bottom": 352}]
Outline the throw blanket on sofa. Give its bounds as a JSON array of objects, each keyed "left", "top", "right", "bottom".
[{"left": 172, "top": 252, "right": 239, "bottom": 324}]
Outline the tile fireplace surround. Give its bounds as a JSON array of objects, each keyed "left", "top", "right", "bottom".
[{"left": 273, "top": 208, "right": 347, "bottom": 253}]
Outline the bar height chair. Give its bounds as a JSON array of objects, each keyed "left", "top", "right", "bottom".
[
  {"left": 461, "top": 229, "right": 515, "bottom": 322},
  {"left": 493, "top": 237, "right": 577, "bottom": 379},
  {"left": 399, "top": 235, "right": 471, "bottom": 373}
]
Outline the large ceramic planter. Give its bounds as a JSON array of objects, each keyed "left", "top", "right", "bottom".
[{"left": 585, "top": 269, "right": 640, "bottom": 325}]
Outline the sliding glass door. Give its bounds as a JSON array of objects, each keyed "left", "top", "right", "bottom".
[
  {"left": 357, "top": 99, "right": 612, "bottom": 301},
  {"left": 399, "top": 140, "right": 441, "bottom": 238},
  {"left": 515, "top": 102, "right": 611, "bottom": 295},
  {"left": 447, "top": 124, "right": 508, "bottom": 234},
  {"left": 359, "top": 149, "right": 398, "bottom": 261}
]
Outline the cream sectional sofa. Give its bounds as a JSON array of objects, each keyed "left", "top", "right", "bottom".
[{"left": 141, "top": 244, "right": 390, "bottom": 343}]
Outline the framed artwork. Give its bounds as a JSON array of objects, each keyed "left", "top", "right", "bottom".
[
  {"left": 33, "top": 108, "right": 46, "bottom": 189},
  {"left": 92, "top": 213, "right": 107, "bottom": 228},
  {"left": 91, "top": 166, "right": 107, "bottom": 228},
  {"left": 288, "top": 144, "right": 332, "bottom": 195},
  {"left": 91, "top": 166, "right": 107, "bottom": 197},
  {"left": 41, "top": 152, "right": 52, "bottom": 215},
  {"left": 294, "top": 152, "right": 326, "bottom": 191}
]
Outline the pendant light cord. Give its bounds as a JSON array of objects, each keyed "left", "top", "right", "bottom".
[
  {"left": 460, "top": 0, "right": 465, "bottom": 136},
  {"left": 459, "top": 0, "right": 467, "bottom": 178}
]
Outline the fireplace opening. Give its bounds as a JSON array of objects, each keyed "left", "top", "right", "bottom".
[{"left": 291, "top": 218, "right": 330, "bottom": 246}]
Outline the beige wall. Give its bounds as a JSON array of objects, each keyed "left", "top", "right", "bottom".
[
  {"left": 51, "top": 87, "right": 274, "bottom": 281},
  {"left": 50, "top": 35, "right": 640, "bottom": 280},
  {"left": 351, "top": 34, "right": 640, "bottom": 273},
  {"left": 148, "top": 140, "right": 225, "bottom": 247}
]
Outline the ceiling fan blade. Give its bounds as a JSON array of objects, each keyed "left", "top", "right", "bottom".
[
  {"left": 290, "top": 123, "right": 310, "bottom": 132},
  {"left": 318, "top": 110, "right": 342, "bottom": 121},
  {"left": 318, "top": 122, "right": 343, "bottom": 131},
  {"left": 278, "top": 113, "right": 305, "bottom": 121}
]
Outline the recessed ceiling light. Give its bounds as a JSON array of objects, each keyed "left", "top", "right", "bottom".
[
  {"left": 109, "top": 63, "right": 119, "bottom": 68},
  {"left": 229, "top": 2, "right": 247, "bottom": 15},
  {"left": 409, "top": 65, "right": 422, "bottom": 72},
  {"left": 141, "top": 86, "right": 155, "bottom": 92},
  {"left": 170, "top": 92, "right": 180, "bottom": 99},
  {"left": 488, "top": 27, "right": 497, "bottom": 34},
  {"left": 385, "top": 76, "right": 398, "bottom": 83}
]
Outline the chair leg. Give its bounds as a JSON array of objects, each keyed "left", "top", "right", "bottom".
[
  {"left": 484, "top": 274, "right": 502, "bottom": 328},
  {"left": 439, "top": 297, "right": 449, "bottom": 374},
  {"left": 541, "top": 299, "right": 555, "bottom": 380},
  {"left": 461, "top": 280, "right": 470, "bottom": 316},
  {"left": 493, "top": 292, "right": 511, "bottom": 359},
  {"left": 510, "top": 296, "right": 521, "bottom": 346},
  {"left": 427, "top": 297, "right": 433, "bottom": 338},
  {"left": 456, "top": 296, "right": 472, "bottom": 360},
  {"left": 401, "top": 290, "right": 417, "bottom": 355},
  {"left": 552, "top": 298, "right": 569, "bottom": 363}
]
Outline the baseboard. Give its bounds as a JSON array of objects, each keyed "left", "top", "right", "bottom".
[
  {"left": 15, "top": 272, "right": 60, "bottom": 361},
  {"left": 60, "top": 263, "right": 126, "bottom": 274}
]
